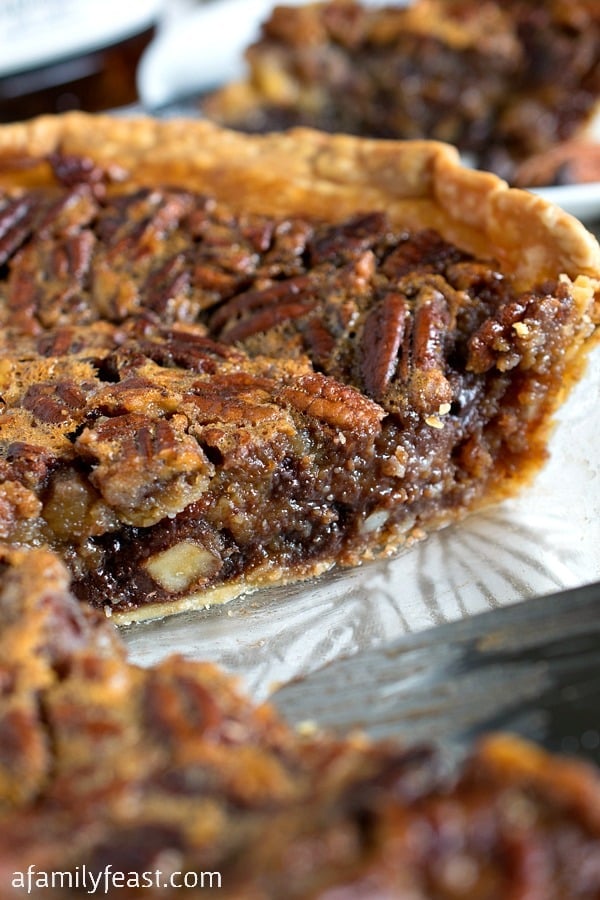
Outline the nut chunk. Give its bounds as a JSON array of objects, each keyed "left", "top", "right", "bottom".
[{"left": 75, "top": 411, "right": 213, "bottom": 527}]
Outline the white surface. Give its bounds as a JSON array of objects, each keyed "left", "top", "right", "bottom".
[
  {"left": 532, "top": 183, "right": 600, "bottom": 223},
  {"left": 0, "top": 0, "right": 160, "bottom": 78},
  {"left": 123, "top": 346, "right": 600, "bottom": 701}
]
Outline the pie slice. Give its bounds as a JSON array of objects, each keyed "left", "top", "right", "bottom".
[
  {"left": 203, "top": 0, "right": 600, "bottom": 185},
  {"left": 2, "top": 543, "right": 600, "bottom": 898},
  {"left": 0, "top": 113, "right": 598, "bottom": 622}
]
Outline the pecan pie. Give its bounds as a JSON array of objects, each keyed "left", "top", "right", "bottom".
[
  {"left": 203, "top": 0, "right": 600, "bottom": 185},
  {"left": 0, "top": 113, "right": 598, "bottom": 621},
  {"left": 2, "top": 544, "right": 600, "bottom": 898}
]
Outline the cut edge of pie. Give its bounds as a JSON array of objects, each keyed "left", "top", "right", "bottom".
[{"left": 0, "top": 113, "right": 598, "bottom": 623}]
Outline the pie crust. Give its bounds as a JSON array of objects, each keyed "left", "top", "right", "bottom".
[
  {"left": 1, "top": 112, "right": 598, "bottom": 284},
  {"left": 0, "top": 113, "right": 598, "bottom": 622}
]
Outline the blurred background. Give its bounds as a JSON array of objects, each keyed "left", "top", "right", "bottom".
[{"left": 0, "top": 0, "right": 206, "bottom": 123}]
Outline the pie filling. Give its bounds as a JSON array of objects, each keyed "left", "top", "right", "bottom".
[
  {"left": 204, "top": 0, "right": 600, "bottom": 185},
  {"left": 0, "top": 161, "right": 597, "bottom": 618}
]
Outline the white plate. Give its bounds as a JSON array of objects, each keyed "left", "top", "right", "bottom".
[
  {"left": 138, "top": 0, "right": 600, "bottom": 222},
  {"left": 531, "top": 183, "right": 600, "bottom": 223},
  {"left": 123, "top": 345, "right": 600, "bottom": 701}
]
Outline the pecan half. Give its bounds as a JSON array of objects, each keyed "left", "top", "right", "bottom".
[
  {"left": 407, "top": 282, "right": 454, "bottom": 414},
  {"left": 87, "top": 372, "right": 183, "bottom": 418},
  {"left": 37, "top": 185, "right": 98, "bottom": 237},
  {"left": 0, "top": 195, "right": 40, "bottom": 267},
  {"left": 278, "top": 372, "right": 384, "bottom": 434},
  {"left": 21, "top": 380, "right": 87, "bottom": 424},
  {"left": 104, "top": 190, "right": 194, "bottom": 261},
  {"left": 75, "top": 413, "right": 213, "bottom": 527},
  {"left": 132, "top": 327, "right": 242, "bottom": 375},
  {"left": 210, "top": 274, "right": 315, "bottom": 340},
  {"left": 360, "top": 292, "right": 407, "bottom": 400},
  {"left": 381, "top": 229, "right": 466, "bottom": 280},
  {"left": 309, "top": 212, "right": 389, "bottom": 266},
  {"left": 301, "top": 316, "right": 338, "bottom": 368},
  {"left": 142, "top": 253, "right": 191, "bottom": 317},
  {"left": 184, "top": 373, "right": 283, "bottom": 427}
]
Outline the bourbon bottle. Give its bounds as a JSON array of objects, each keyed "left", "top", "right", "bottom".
[{"left": 0, "top": 0, "right": 162, "bottom": 122}]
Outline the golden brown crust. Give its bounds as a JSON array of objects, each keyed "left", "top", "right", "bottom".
[{"left": 0, "top": 113, "right": 598, "bottom": 287}]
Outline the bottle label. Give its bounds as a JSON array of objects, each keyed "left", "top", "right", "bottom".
[{"left": 0, "top": 0, "right": 161, "bottom": 78}]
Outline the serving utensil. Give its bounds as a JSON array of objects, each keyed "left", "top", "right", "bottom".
[{"left": 272, "top": 579, "right": 600, "bottom": 765}]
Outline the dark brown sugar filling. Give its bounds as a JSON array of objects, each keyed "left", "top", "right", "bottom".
[{"left": 0, "top": 166, "right": 591, "bottom": 613}]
